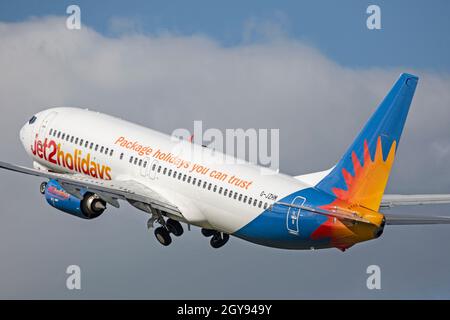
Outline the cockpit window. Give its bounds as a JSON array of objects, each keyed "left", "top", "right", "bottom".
[{"left": 28, "top": 116, "right": 37, "bottom": 124}]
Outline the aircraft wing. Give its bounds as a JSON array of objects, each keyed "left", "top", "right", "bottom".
[
  {"left": 381, "top": 194, "right": 450, "bottom": 208},
  {"left": 0, "top": 161, "right": 181, "bottom": 217}
]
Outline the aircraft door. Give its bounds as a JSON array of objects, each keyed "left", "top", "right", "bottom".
[
  {"left": 286, "top": 196, "right": 306, "bottom": 235},
  {"left": 38, "top": 111, "right": 57, "bottom": 138}
]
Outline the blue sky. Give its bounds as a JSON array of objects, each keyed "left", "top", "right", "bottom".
[
  {"left": 1, "top": 0, "right": 450, "bottom": 71},
  {"left": 1, "top": 1, "right": 450, "bottom": 299}
]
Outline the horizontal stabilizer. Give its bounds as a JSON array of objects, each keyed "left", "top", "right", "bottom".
[
  {"left": 381, "top": 194, "right": 450, "bottom": 208},
  {"left": 271, "top": 201, "right": 372, "bottom": 224},
  {"left": 385, "top": 214, "right": 450, "bottom": 225}
]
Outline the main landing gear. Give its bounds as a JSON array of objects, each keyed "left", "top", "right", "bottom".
[
  {"left": 152, "top": 218, "right": 184, "bottom": 246},
  {"left": 201, "top": 228, "right": 230, "bottom": 249},
  {"left": 146, "top": 206, "right": 229, "bottom": 249}
]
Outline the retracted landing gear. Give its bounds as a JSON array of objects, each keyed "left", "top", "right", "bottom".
[{"left": 201, "top": 228, "right": 230, "bottom": 248}]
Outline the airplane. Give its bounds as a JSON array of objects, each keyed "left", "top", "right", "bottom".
[{"left": 2, "top": 73, "right": 450, "bottom": 252}]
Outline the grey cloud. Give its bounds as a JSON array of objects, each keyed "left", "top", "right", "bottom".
[{"left": 1, "top": 17, "right": 450, "bottom": 298}]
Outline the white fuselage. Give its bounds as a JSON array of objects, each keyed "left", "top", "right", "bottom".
[{"left": 20, "top": 107, "right": 310, "bottom": 234}]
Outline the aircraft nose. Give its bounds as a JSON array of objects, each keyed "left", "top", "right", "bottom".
[
  {"left": 19, "top": 122, "right": 30, "bottom": 151},
  {"left": 20, "top": 124, "right": 26, "bottom": 144}
]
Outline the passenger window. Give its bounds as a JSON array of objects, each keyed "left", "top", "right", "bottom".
[
  {"left": 187, "top": 176, "right": 191, "bottom": 183},
  {"left": 207, "top": 183, "right": 211, "bottom": 190},
  {"left": 244, "top": 196, "right": 247, "bottom": 203},
  {"left": 197, "top": 179, "right": 201, "bottom": 187},
  {"left": 183, "top": 174, "right": 187, "bottom": 182},
  {"left": 57, "top": 132, "right": 61, "bottom": 138},
  {"left": 143, "top": 161, "right": 147, "bottom": 168},
  {"left": 49, "top": 129, "right": 53, "bottom": 136},
  {"left": 264, "top": 203, "right": 268, "bottom": 210},
  {"left": 100, "top": 146, "right": 104, "bottom": 153},
  {"left": 213, "top": 185, "right": 217, "bottom": 192},
  {"left": 178, "top": 173, "right": 182, "bottom": 180},
  {"left": 95, "top": 144, "right": 99, "bottom": 151},
  {"left": 173, "top": 171, "right": 177, "bottom": 178},
  {"left": 253, "top": 199, "right": 257, "bottom": 206},
  {"left": 168, "top": 169, "right": 172, "bottom": 176},
  {"left": 90, "top": 142, "right": 94, "bottom": 149},
  {"left": 53, "top": 130, "right": 57, "bottom": 137},
  {"left": 139, "top": 159, "right": 143, "bottom": 166},
  {"left": 248, "top": 197, "right": 252, "bottom": 204},
  {"left": 219, "top": 187, "right": 223, "bottom": 194},
  {"left": 203, "top": 182, "right": 207, "bottom": 189},
  {"left": 224, "top": 189, "right": 228, "bottom": 196},
  {"left": 233, "top": 193, "right": 237, "bottom": 200},
  {"left": 163, "top": 168, "right": 167, "bottom": 175},
  {"left": 85, "top": 141, "right": 89, "bottom": 148},
  {"left": 229, "top": 191, "right": 233, "bottom": 198},
  {"left": 152, "top": 164, "right": 156, "bottom": 171},
  {"left": 110, "top": 150, "right": 113, "bottom": 156},
  {"left": 130, "top": 156, "right": 134, "bottom": 163},
  {"left": 66, "top": 135, "right": 70, "bottom": 142},
  {"left": 192, "top": 178, "right": 196, "bottom": 185},
  {"left": 258, "top": 201, "right": 263, "bottom": 208},
  {"left": 75, "top": 138, "right": 79, "bottom": 144},
  {"left": 134, "top": 158, "right": 138, "bottom": 165},
  {"left": 238, "top": 194, "right": 242, "bottom": 201},
  {"left": 61, "top": 133, "right": 65, "bottom": 140},
  {"left": 80, "top": 139, "right": 83, "bottom": 146},
  {"left": 120, "top": 153, "right": 124, "bottom": 160},
  {"left": 105, "top": 147, "right": 109, "bottom": 154},
  {"left": 157, "top": 166, "right": 161, "bottom": 173}
]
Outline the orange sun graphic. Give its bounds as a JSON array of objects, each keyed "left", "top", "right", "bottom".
[{"left": 311, "top": 136, "right": 396, "bottom": 250}]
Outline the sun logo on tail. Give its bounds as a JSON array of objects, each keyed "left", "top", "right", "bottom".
[{"left": 329, "top": 136, "right": 396, "bottom": 211}]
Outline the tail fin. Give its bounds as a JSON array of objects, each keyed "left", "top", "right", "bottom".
[{"left": 316, "top": 73, "right": 418, "bottom": 211}]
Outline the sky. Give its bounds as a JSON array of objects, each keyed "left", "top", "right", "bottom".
[{"left": 0, "top": 1, "right": 450, "bottom": 299}]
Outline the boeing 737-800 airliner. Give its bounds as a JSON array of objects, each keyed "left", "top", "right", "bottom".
[{"left": 2, "top": 73, "right": 450, "bottom": 251}]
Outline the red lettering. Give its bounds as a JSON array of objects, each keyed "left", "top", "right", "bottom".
[{"left": 47, "top": 141, "right": 57, "bottom": 164}]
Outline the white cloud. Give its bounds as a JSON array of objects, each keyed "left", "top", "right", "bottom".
[
  {"left": 0, "top": 16, "right": 449, "bottom": 193},
  {"left": 1, "top": 16, "right": 450, "bottom": 299}
]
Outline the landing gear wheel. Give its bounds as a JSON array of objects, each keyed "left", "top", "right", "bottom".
[
  {"left": 39, "top": 182, "right": 47, "bottom": 195},
  {"left": 210, "top": 232, "right": 230, "bottom": 249},
  {"left": 201, "top": 228, "right": 216, "bottom": 237},
  {"left": 154, "top": 227, "right": 172, "bottom": 246},
  {"left": 166, "top": 219, "right": 184, "bottom": 237}
]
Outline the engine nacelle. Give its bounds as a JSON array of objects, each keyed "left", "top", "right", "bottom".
[{"left": 44, "top": 180, "right": 106, "bottom": 219}]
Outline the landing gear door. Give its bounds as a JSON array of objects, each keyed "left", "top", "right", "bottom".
[{"left": 286, "top": 196, "right": 306, "bottom": 235}]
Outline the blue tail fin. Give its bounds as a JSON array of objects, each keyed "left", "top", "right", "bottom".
[{"left": 316, "top": 73, "right": 418, "bottom": 211}]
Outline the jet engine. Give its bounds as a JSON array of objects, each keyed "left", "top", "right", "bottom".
[{"left": 42, "top": 179, "right": 106, "bottom": 219}]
